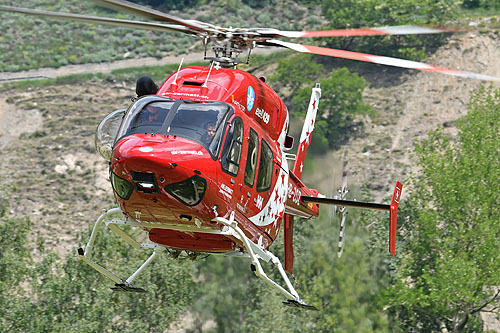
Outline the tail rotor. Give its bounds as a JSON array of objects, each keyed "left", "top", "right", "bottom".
[{"left": 335, "top": 149, "right": 349, "bottom": 258}]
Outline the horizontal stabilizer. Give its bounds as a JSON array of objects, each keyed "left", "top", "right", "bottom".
[
  {"left": 301, "top": 181, "right": 403, "bottom": 255},
  {"left": 301, "top": 196, "right": 390, "bottom": 211}
]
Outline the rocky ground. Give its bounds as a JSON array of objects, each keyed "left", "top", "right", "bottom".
[{"left": 0, "top": 82, "right": 130, "bottom": 257}]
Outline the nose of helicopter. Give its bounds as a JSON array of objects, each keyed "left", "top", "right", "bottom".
[{"left": 110, "top": 134, "right": 218, "bottom": 223}]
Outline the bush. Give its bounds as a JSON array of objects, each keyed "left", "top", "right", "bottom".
[{"left": 319, "top": 0, "right": 458, "bottom": 61}]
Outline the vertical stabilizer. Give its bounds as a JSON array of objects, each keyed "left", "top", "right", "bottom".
[
  {"left": 292, "top": 83, "right": 321, "bottom": 179},
  {"left": 389, "top": 181, "right": 403, "bottom": 255}
]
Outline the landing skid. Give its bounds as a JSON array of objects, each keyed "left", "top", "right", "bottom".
[
  {"left": 213, "top": 212, "right": 316, "bottom": 310},
  {"left": 79, "top": 208, "right": 315, "bottom": 308},
  {"left": 111, "top": 284, "right": 146, "bottom": 293}
]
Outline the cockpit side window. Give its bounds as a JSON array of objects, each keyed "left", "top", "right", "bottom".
[
  {"left": 220, "top": 117, "right": 243, "bottom": 176},
  {"left": 244, "top": 128, "right": 259, "bottom": 187},
  {"left": 256, "top": 139, "right": 273, "bottom": 192}
]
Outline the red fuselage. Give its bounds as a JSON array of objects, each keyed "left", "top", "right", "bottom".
[{"left": 110, "top": 66, "right": 319, "bottom": 252}]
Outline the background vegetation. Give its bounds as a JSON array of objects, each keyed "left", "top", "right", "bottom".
[{"left": 0, "top": 198, "right": 196, "bottom": 332}]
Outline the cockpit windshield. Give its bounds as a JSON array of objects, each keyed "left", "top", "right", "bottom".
[{"left": 116, "top": 97, "right": 233, "bottom": 156}]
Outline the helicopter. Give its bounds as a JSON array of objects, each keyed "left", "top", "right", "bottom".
[{"left": 1, "top": 0, "right": 499, "bottom": 310}]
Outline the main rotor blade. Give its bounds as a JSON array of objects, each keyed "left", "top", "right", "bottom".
[
  {"left": 0, "top": 6, "right": 190, "bottom": 34},
  {"left": 265, "top": 40, "right": 500, "bottom": 82},
  {"left": 255, "top": 25, "right": 456, "bottom": 38},
  {"left": 91, "top": 0, "right": 212, "bottom": 32}
]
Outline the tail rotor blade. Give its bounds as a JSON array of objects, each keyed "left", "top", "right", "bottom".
[
  {"left": 337, "top": 208, "right": 347, "bottom": 258},
  {"left": 340, "top": 149, "right": 348, "bottom": 193},
  {"left": 335, "top": 149, "right": 349, "bottom": 258}
]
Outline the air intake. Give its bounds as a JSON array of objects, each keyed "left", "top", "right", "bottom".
[{"left": 182, "top": 81, "right": 204, "bottom": 87}]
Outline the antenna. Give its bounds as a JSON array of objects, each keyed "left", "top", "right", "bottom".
[
  {"left": 172, "top": 57, "right": 184, "bottom": 86},
  {"left": 202, "top": 62, "right": 214, "bottom": 88}
]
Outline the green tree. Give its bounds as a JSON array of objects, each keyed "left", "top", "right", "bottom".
[
  {"left": 0, "top": 214, "right": 33, "bottom": 331},
  {"left": 382, "top": 86, "right": 500, "bottom": 332},
  {"left": 190, "top": 208, "right": 390, "bottom": 332},
  {"left": 0, "top": 208, "right": 196, "bottom": 332},
  {"left": 269, "top": 53, "right": 324, "bottom": 92},
  {"left": 295, "top": 232, "right": 389, "bottom": 332},
  {"left": 319, "top": 0, "right": 458, "bottom": 61},
  {"left": 293, "top": 67, "right": 372, "bottom": 150},
  {"left": 462, "top": 0, "right": 500, "bottom": 9}
]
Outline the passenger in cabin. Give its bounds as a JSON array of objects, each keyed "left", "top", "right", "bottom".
[
  {"left": 136, "top": 76, "right": 159, "bottom": 97},
  {"left": 202, "top": 121, "right": 216, "bottom": 144}
]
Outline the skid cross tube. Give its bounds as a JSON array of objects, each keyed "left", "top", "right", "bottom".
[{"left": 78, "top": 208, "right": 166, "bottom": 291}]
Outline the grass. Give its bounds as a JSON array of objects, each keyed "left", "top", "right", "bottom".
[
  {"left": 0, "top": 51, "right": 293, "bottom": 92},
  {"left": 0, "top": 60, "right": 206, "bottom": 91},
  {"left": 0, "top": 0, "right": 319, "bottom": 72}
]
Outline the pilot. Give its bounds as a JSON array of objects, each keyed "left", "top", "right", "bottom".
[
  {"left": 202, "top": 121, "right": 216, "bottom": 144},
  {"left": 136, "top": 104, "right": 161, "bottom": 125},
  {"left": 144, "top": 106, "right": 160, "bottom": 122}
]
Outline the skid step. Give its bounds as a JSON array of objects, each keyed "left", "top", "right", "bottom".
[
  {"left": 111, "top": 284, "right": 146, "bottom": 293},
  {"left": 283, "top": 299, "right": 318, "bottom": 311}
]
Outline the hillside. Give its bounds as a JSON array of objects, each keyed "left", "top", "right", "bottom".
[
  {"left": 0, "top": 29, "right": 499, "bottom": 333},
  {"left": 0, "top": 0, "right": 321, "bottom": 72}
]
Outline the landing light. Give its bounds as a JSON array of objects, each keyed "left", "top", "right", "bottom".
[{"left": 132, "top": 172, "right": 159, "bottom": 194}]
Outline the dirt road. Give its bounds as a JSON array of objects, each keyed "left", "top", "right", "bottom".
[{"left": 0, "top": 47, "right": 280, "bottom": 82}]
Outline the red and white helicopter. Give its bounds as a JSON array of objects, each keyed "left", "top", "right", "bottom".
[{"left": 2, "top": 0, "right": 499, "bottom": 309}]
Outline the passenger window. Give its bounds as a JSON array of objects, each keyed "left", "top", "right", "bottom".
[
  {"left": 256, "top": 140, "right": 273, "bottom": 192},
  {"left": 244, "top": 129, "right": 259, "bottom": 187},
  {"left": 221, "top": 118, "right": 243, "bottom": 176}
]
